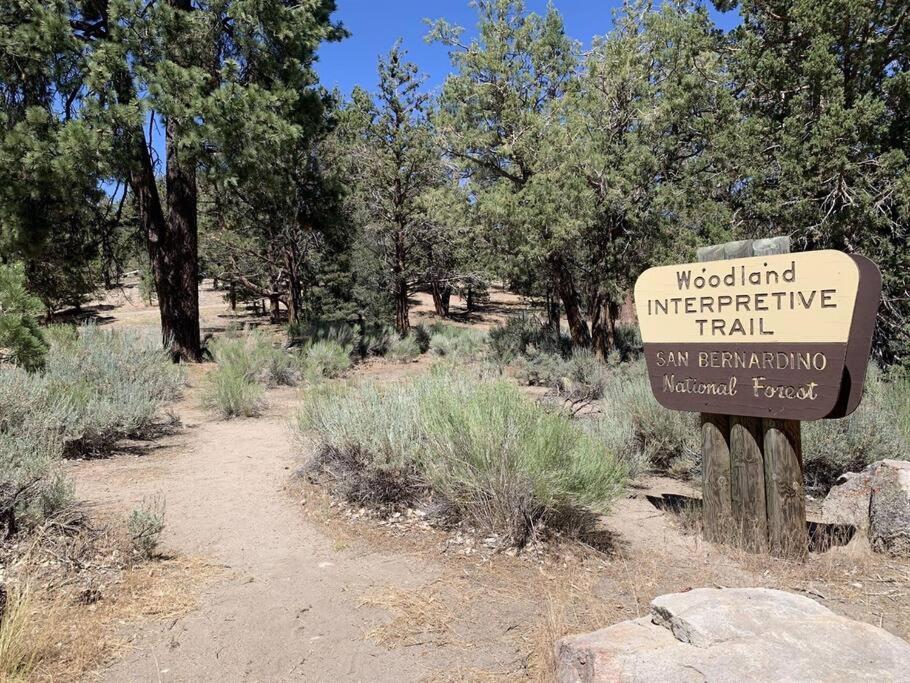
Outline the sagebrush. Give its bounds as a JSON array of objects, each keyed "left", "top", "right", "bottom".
[{"left": 298, "top": 370, "right": 628, "bottom": 545}]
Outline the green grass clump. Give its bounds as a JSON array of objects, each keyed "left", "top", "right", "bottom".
[
  {"left": 803, "top": 365, "right": 909, "bottom": 492},
  {"left": 427, "top": 323, "right": 487, "bottom": 359},
  {"left": 299, "top": 340, "right": 353, "bottom": 380},
  {"left": 208, "top": 330, "right": 298, "bottom": 387},
  {"left": 298, "top": 371, "right": 628, "bottom": 545},
  {"left": 202, "top": 366, "right": 265, "bottom": 418},
  {"left": 388, "top": 333, "right": 421, "bottom": 362}
]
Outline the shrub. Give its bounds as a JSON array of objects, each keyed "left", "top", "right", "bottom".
[
  {"left": 388, "top": 334, "right": 421, "bottom": 362},
  {"left": 598, "top": 361, "right": 699, "bottom": 476},
  {"left": 488, "top": 314, "right": 564, "bottom": 363},
  {"left": 298, "top": 371, "right": 628, "bottom": 545},
  {"left": 360, "top": 324, "right": 395, "bottom": 358},
  {"left": 515, "top": 348, "right": 608, "bottom": 401},
  {"left": 299, "top": 340, "right": 353, "bottom": 380},
  {"left": 128, "top": 497, "right": 166, "bottom": 559},
  {"left": 38, "top": 325, "right": 183, "bottom": 454},
  {"left": 201, "top": 366, "right": 265, "bottom": 418},
  {"left": 614, "top": 323, "right": 643, "bottom": 361},
  {"left": 208, "top": 331, "right": 297, "bottom": 387},
  {"left": 427, "top": 323, "right": 487, "bottom": 359},
  {"left": 412, "top": 324, "right": 431, "bottom": 353},
  {"left": 803, "top": 365, "right": 909, "bottom": 492},
  {"left": 288, "top": 319, "right": 359, "bottom": 351},
  {"left": 0, "top": 262, "right": 48, "bottom": 370}
]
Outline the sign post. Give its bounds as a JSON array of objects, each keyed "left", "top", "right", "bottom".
[{"left": 634, "top": 238, "right": 881, "bottom": 559}]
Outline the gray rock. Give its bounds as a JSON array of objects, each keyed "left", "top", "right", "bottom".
[
  {"left": 556, "top": 587, "right": 910, "bottom": 683},
  {"left": 823, "top": 460, "right": 910, "bottom": 555},
  {"left": 870, "top": 460, "right": 910, "bottom": 555}
]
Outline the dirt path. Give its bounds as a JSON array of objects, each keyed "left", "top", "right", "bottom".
[{"left": 70, "top": 385, "right": 444, "bottom": 682}]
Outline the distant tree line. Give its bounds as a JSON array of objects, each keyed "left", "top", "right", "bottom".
[{"left": 1, "top": 0, "right": 907, "bottom": 364}]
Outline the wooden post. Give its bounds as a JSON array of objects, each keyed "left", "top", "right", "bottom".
[
  {"left": 697, "top": 237, "right": 805, "bottom": 558},
  {"left": 701, "top": 413, "right": 732, "bottom": 543}
]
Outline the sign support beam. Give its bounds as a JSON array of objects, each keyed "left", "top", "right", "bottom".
[{"left": 696, "top": 237, "right": 805, "bottom": 558}]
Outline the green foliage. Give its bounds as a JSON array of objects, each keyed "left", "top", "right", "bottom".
[
  {"left": 488, "top": 314, "right": 570, "bottom": 364},
  {"left": 299, "top": 340, "right": 353, "bottom": 380},
  {"left": 208, "top": 331, "right": 298, "bottom": 388},
  {"left": 202, "top": 366, "right": 265, "bottom": 419},
  {"left": 599, "top": 362, "right": 700, "bottom": 477},
  {"left": 388, "top": 334, "right": 421, "bottom": 362},
  {"left": 0, "top": 263, "right": 48, "bottom": 370},
  {"left": 803, "top": 366, "right": 909, "bottom": 492},
  {"left": 298, "top": 371, "right": 628, "bottom": 544},
  {"left": 515, "top": 349, "right": 609, "bottom": 401},
  {"left": 0, "top": 326, "right": 180, "bottom": 534},
  {"left": 128, "top": 497, "right": 166, "bottom": 560},
  {"left": 427, "top": 323, "right": 487, "bottom": 359}
]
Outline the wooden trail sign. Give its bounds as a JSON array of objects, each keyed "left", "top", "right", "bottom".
[
  {"left": 634, "top": 249, "right": 880, "bottom": 421},
  {"left": 634, "top": 239, "right": 882, "bottom": 558}
]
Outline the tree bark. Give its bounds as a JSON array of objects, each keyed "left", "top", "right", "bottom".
[
  {"left": 431, "top": 279, "right": 451, "bottom": 317},
  {"left": 550, "top": 255, "right": 590, "bottom": 348},
  {"left": 590, "top": 290, "right": 620, "bottom": 360},
  {"left": 546, "top": 281, "right": 560, "bottom": 339},
  {"left": 163, "top": 115, "right": 202, "bottom": 361},
  {"left": 393, "top": 231, "right": 410, "bottom": 334}
]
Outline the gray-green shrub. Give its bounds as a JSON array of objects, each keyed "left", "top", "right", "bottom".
[
  {"left": 428, "top": 323, "right": 487, "bottom": 359},
  {"left": 388, "top": 334, "right": 421, "bottom": 362},
  {"left": 208, "top": 331, "right": 298, "bottom": 387},
  {"left": 515, "top": 348, "right": 609, "bottom": 401},
  {"left": 201, "top": 366, "right": 265, "bottom": 418},
  {"left": 128, "top": 497, "right": 166, "bottom": 559},
  {"left": 298, "top": 371, "right": 628, "bottom": 545},
  {"left": 488, "top": 314, "right": 569, "bottom": 363},
  {"left": 299, "top": 339, "right": 353, "bottom": 380},
  {"left": 803, "top": 365, "right": 908, "bottom": 492}
]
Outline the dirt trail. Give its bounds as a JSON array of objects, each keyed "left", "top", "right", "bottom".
[{"left": 70, "top": 385, "right": 441, "bottom": 682}]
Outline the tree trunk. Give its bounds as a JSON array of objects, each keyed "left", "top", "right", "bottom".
[
  {"left": 550, "top": 256, "right": 590, "bottom": 348},
  {"left": 590, "top": 290, "right": 620, "bottom": 360},
  {"left": 393, "top": 233, "right": 409, "bottom": 334},
  {"left": 466, "top": 286, "right": 474, "bottom": 312},
  {"left": 431, "top": 280, "right": 451, "bottom": 317},
  {"left": 285, "top": 247, "right": 303, "bottom": 327},
  {"left": 269, "top": 294, "right": 281, "bottom": 323},
  {"left": 163, "top": 115, "right": 202, "bottom": 361},
  {"left": 229, "top": 281, "right": 237, "bottom": 311},
  {"left": 546, "top": 281, "right": 560, "bottom": 340}
]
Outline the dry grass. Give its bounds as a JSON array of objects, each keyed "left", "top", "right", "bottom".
[
  {"left": 361, "top": 582, "right": 459, "bottom": 649},
  {"left": 0, "top": 581, "right": 60, "bottom": 682},
  {"left": 27, "top": 557, "right": 220, "bottom": 681},
  {"left": 296, "top": 473, "right": 910, "bottom": 682}
]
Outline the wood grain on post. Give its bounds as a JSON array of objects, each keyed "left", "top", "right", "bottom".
[
  {"left": 764, "top": 418, "right": 806, "bottom": 558},
  {"left": 701, "top": 413, "right": 732, "bottom": 543},
  {"left": 729, "top": 416, "right": 767, "bottom": 551}
]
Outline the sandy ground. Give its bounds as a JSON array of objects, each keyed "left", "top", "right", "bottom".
[{"left": 63, "top": 283, "right": 910, "bottom": 682}]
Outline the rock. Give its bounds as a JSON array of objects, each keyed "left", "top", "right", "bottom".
[
  {"left": 555, "top": 587, "right": 910, "bottom": 683},
  {"left": 869, "top": 461, "right": 910, "bottom": 555},
  {"left": 823, "top": 460, "right": 910, "bottom": 555}
]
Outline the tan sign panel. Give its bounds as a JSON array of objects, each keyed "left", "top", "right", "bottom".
[
  {"left": 634, "top": 250, "right": 859, "bottom": 344},
  {"left": 633, "top": 250, "right": 874, "bottom": 421}
]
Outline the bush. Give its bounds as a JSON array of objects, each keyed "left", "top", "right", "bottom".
[
  {"left": 289, "top": 319, "right": 394, "bottom": 359},
  {"left": 412, "top": 324, "right": 431, "bottom": 353},
  {"left": 614, "top": 323, "right": 643, "bottom": 361},
  {"left": 0, "top": 325, "right": 180, "bottom": 534},
  {"left": 298, "top": 371, "right": 628, "bottom": 545},
  {"left": 299, "top": 340, "right": 353, "bottom": 380},
  {"left": 208, "top": 331, "right": 297, "bottom": 387},
  {"left": 488, "top": 314, "right": 569, "bottom": 363},
  {"left": 427, "top": 323, "right": 487, "bottom": 359},
  {"left": 128, "top": 497, "right": 166, "bottom": 559},
  {"left": 598, "top": 361, "right": 699, "bottom": 477},
  {"left": 0, "top": 262, "right": 48, "bottom": 370},
  {"left": 201, "top": 366, "right": 265, "bottom": 418},
  {"left": 803, "top": 365, "right": 909, "bottom": 492},
  {"left": 515, "top": 348, "right": 609, "bottom": 401},
  {"left": 388, "top": 334, "right": 421, "bottom": 362},
  {"left": 0, "top": 325, "right": 183, "bottom": 456}
]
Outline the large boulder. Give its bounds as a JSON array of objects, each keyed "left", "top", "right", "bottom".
[
  {"left": 823, "top": 460, "right": 910, "bottom": 555},
  {"left": 556, "top": 587, "right": 910, "bottom": 682}
]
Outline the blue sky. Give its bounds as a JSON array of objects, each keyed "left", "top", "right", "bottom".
[{"left": 315, "top": 0, "right": 741, "bottom": 96}]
